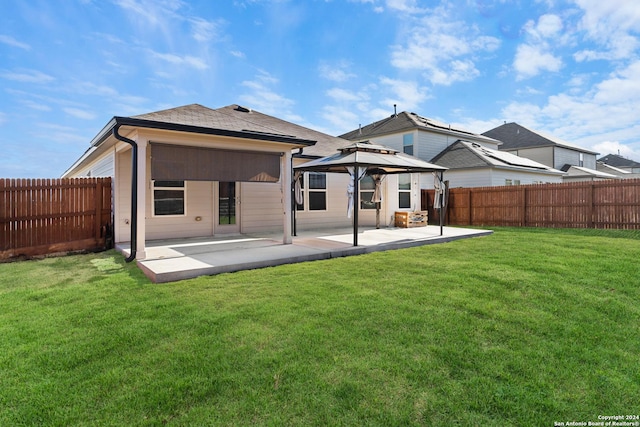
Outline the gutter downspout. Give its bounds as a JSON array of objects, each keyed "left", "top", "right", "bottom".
[{"left": 112, "top": 123, "right": 138, "bottom": 263}]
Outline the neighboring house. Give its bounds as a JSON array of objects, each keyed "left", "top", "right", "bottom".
[
  {"left": 598, "top": 153, "right": 640, "bottom": 174},
  {"left": 63, "top": 104, "right": 423, "bottom": 259},
  {"left": 596, "top": 161, "right": 636, "bottom": 178},
  {"left": 482, "top": 123, "right": 601, "bottom": 181},
  {"left": 339, "top": 111, "right": 562, "bottom": 188},
  {"left": 430, "top": 140, "right": 564, "bottom": 188},
  {"left": 340, "top": 111, "right": 502, "bottom": 160},
  {"left": 560, "top": 165, "right": 620, "bottom": 182}
]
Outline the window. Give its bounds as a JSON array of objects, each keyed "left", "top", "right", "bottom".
[
  {"left": 505, "top": 179, "right": 513, "bottom": 186},
  {"left": 308, "top": 173, "right": 327, "bottom": 210},
  {"left": 403, "top": 134, "right": 414, "bottom": 155},
  {"left": 219, "top": 182, "right": 236, "bottom": 225},
  {"left": 153, "top": 181, "right": 185, "bottom": 216},
  {"left": 579, "top": 153, "right": 584, "bottom": 167},
  {"left": 296, "top": 173, "right": 327, "bottom": 211},
  {"left": 360, "top": 175, "right": 376, "bottom": 209},
  {"left": 398, "top": 174, "right": 411, "bottom": 209},
  {"left": 514, "top": 179, "right": 521, "bottom": 185}
]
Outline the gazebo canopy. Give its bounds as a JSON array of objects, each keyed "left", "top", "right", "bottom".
[
  {"left": 294, "top": 142, "right": 448, "bottom": 246},
  {"left": 295, "top": 142, "right": 447, "bottom": 174}
]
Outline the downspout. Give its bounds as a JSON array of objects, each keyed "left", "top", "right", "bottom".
[{"left": 112, "top": 123, "right": 138, "bottom": 262}]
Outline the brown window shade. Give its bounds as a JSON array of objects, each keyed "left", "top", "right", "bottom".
[{"left": 151, "top": 143, "right": 281, "bottom": 182}]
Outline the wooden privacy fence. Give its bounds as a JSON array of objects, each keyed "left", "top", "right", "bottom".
[
  {"left": 0, "top": 178, "right": 112, "bottom": 260},
  {"left": 422, "top": 178, "right": 640, "bottom": 229}
]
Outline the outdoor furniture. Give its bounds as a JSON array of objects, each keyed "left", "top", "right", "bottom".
[{"left": 395, "top": 211, "right": 428, "bottom": 228}]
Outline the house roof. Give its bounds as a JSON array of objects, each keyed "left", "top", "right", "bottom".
[
  {"left": 482, "top": 122, "right": 598, "bottom": 154},
  {"left": 561, "top": 164, "right": 619, "bottom": 179},
  {"left": 63, "top": 104, "right": 349, "bottom": 177},
  {"left": 597, "top": 153, "right": 640, "bottom": 168},
  {"left": 339, "top": 111, "right": 500, "bottom": 145},
  {"left": 430, "top": 140, "right": 564, "bottom": 174},
  {"left": 132, "top": 104, "right": 348, "bottom": 157},
  {"left": 596, "top": 162, "right": 631, "bottom": 175}
]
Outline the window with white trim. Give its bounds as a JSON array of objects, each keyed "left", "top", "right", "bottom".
[
  {"left": 398, "top": 174, "right": 411, "bottom": 209},
  {"left": 403, "top": 134, "right": 414, "bottom": 155},
  {"left": 296, "top": 173, "right": 327, "bottom": 211},
  {"left": 153, "top": 180, "right": 185, "bottom": 216}
]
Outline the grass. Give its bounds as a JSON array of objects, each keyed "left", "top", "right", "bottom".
[{"left": 0, "top": 227, "right": 639, "bottom": 426}]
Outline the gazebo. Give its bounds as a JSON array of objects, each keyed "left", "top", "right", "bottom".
[{"left": 294, "top": 142, "right": 447, "bottom": 246}]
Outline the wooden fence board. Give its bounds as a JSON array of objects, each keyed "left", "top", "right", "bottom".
[
  {"left": 0, "top": 178, "right": 112, "bottom": 259},
  {"left": 423, "top": 178, "right": 640, "bottom": 230}
]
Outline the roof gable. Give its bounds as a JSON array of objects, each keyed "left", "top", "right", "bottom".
[
  {"left": 432, "top": 140, "right": 563, "bottom": 173},
  {"left": 598, "top": 153, "right": 640, "bottom": 168},
  {"left": 483, "top": 122, "right": 598, "bottom": 154},
  {"left": 132, "top": 104, "right": 348, "bottom": 157},
  {"left": 340, "top": 111, "right": 500, "bottom": 145}
]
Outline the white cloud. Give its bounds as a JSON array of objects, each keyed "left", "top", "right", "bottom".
[
  {"left": 389, "top": 5, "right": 500, "bottom": 85},
  {"left": 592, "top": 140, "right": 640, "bottom": 160},
  {"left": 500, "top": 60, "right": 640, "bottom": 155},
  {"left": 574, "top": 0, "right": 640, "bottom": 61},
  {"left": 0, "top": 34, "right": 31, "bottom": 50},
  {"left": 63, "top": 107, "right": 97, "bottom": 120},
  {"left": 326, "top": 88, "right": 362, "bottom": 102},
  {"left": 529, "top": 14, "right": 563, "bottom": 39},
  {"left": 149, "top": 51, "right": 209, "bottom": 70},
  {"left": 512, "top": 13, "right": 567, "bottom": 80},
  {"left": 385, "top": 0, "right": 425, "bottom": 14},
  {"left": 379, "top": 77, "right": 429, "bottom": 110},
  {"left": 513, "top": 44, "right": 562, "bottom": 80},
  {"left": 319, "top": 61, "right": 356, "bottom": 82},
  {"left": 230, "top": 50, "right": 245, "bottom": 58},
  {"left": 0, "top": 69, "right": 55, "bottom": 84},
  {"left": 239, "top": 70, "right": 301, "bottom": 122},
  {"left": 190, "top": 17, "right": 225, "bottom": 43}
]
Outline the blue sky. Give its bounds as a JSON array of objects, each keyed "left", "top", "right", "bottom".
[{"left": 1, "top": 0, "right": 639, "bottom": 177}]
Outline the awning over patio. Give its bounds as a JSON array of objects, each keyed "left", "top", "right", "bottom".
[{"left": 295, "top": 142, "right": 448, "bottom": 246}]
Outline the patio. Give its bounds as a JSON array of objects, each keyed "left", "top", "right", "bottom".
[{"left": 119, "top": 226, "right": 492, "bottom": 283}]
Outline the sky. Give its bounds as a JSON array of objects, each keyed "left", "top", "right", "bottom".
[{"left": 1, "top": 0, "right": 640, "bottom": 178}]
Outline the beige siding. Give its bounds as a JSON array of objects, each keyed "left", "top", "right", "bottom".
[
  {"left": 74, "top": 152, "right": 115, "bottom": 177},
  {"left": 146, "top": 181, "right": 215, "bottom": 240},
  {"left": 241, "top": 182, "right": 284, "bottom": 234},
  {"left": 115, "top": 149, "right": 132, "bottom": 243}
]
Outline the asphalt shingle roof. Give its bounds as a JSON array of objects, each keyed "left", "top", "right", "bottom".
[
  {"left": 431, "top": 140, "right": 563, "bottom": 174},
  {"left": 482, "top": 122, "right": 598, "bottom": 154},
  {"left": 597, "top": 153, "right": 640, "bottom": 168},
  {"left": 133, "top": 104, "right": 350, "bottom": 157},
  {"left": 340, "top": 111, "right": 499, "bottom": 145}
]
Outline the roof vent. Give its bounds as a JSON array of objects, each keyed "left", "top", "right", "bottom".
[{"left": 235, "top": 105, "right": 252, "bottom": 113}]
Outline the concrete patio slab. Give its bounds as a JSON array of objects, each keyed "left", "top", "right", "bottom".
[{"left": 120, "top": 226, "right": 492, "bottom": 283}]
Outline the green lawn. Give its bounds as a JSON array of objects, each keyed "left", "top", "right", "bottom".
[{"left": 1, "top": 228, "right": 639, "bottom": 426}]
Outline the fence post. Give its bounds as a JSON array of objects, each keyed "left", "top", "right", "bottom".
[
  {"left": 95, "top": 179, "right": 103, "bottom": 243},
  {"left": 468, "top": 189, "right": 472, "bottom": 226},
  {"left": 588, "top": 182, "right": 594, "bottom": 228},
  {"left": 521, "top": 187, "right": 527, "bottom": 227}
]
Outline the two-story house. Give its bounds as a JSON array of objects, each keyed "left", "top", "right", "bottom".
[
  {"left": 340, "top": 112, "right": 563, "bottom": 188},
  {"left": 482, "top": 122, "right": 616, "bottom": 182}
]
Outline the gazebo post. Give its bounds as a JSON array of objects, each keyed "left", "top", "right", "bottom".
[
  {"left": 353, "top": 164, "right": 359, "bottom": 246},
  {"left": 439, "top": 170, "right": 444, "bottom": 236}
]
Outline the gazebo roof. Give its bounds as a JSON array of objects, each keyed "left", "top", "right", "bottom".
[{"left": 295, "top": 142, "right": 447, "bottom": 174}]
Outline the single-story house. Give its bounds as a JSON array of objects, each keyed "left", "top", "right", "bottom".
[
  {"left": 560, "top": 164, "right": 620, "bottom": 182},
  {"left": 430, "top": 140, "right": 564, "bottom": 187},
  {"left": 63, "top": 104, "right": 430, "bottom": 260}
]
